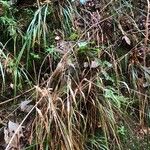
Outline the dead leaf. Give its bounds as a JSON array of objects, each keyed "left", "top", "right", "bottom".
[
  {"left": 4, "top": 121, "right": 24, "bottom": 149},
  {"left": 10, "top": 83, "right": 14, "bottom": 89},
  {"left": 90, "top": 60, "right": 99, "bottom": 68},
  {"left": 136, "top": 127, "right": 150, "bottom": 139},
  {"left": 55, "top": 36, "right": 61, "bottom": 41},
  {"left": 122, "top": 35, "right": 131, "bottom": 45},
  {"left": 84, "top": 62, "right": 89, "bottom": 68},
  {"left": 56, "top": 41, "right": 73, "bottom": 54},
  {"left": 20, "top": 100, "right": 33, "bottom": 113}
]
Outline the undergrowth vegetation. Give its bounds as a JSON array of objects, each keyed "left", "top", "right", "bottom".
[{"left": 0, "top": 0, "right": 150, "bottom": 149}]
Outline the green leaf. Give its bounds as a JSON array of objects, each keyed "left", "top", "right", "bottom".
[
  {"left": 30, "top": 52, "right": 40, "bottom": 59},
  {"left": 77, "top": 41, "right": 88, "bottom": 48}
]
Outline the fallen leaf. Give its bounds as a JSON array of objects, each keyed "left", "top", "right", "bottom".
[
  {"left": 84, "top": 62, "right": 89, "bottom": 68},
  {"left": 4, "top": 121, "right": 24, "bottom": 149},
  {"left": 55, "top": 36, "right": 61, "bottom": 41},
  {"left": 20, "top": 100, "right": 33, "bottom": 113},
  {"left": 122, "top": 35, "right": 131, "bottom": 45},
  {"left": 90, "top": 60, "right": 99, "bottom": 68},
  {"left": 10, "top": 83, "right": 14, "bottom": 89}
]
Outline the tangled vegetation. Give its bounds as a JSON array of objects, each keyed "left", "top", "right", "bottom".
[{"left": 0, "top": 0, "right": 150, "bottom": 149}]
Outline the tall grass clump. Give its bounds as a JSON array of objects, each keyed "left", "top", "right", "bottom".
[{"left": 0, "top": 0, "right": 150, "bottom": 150}]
